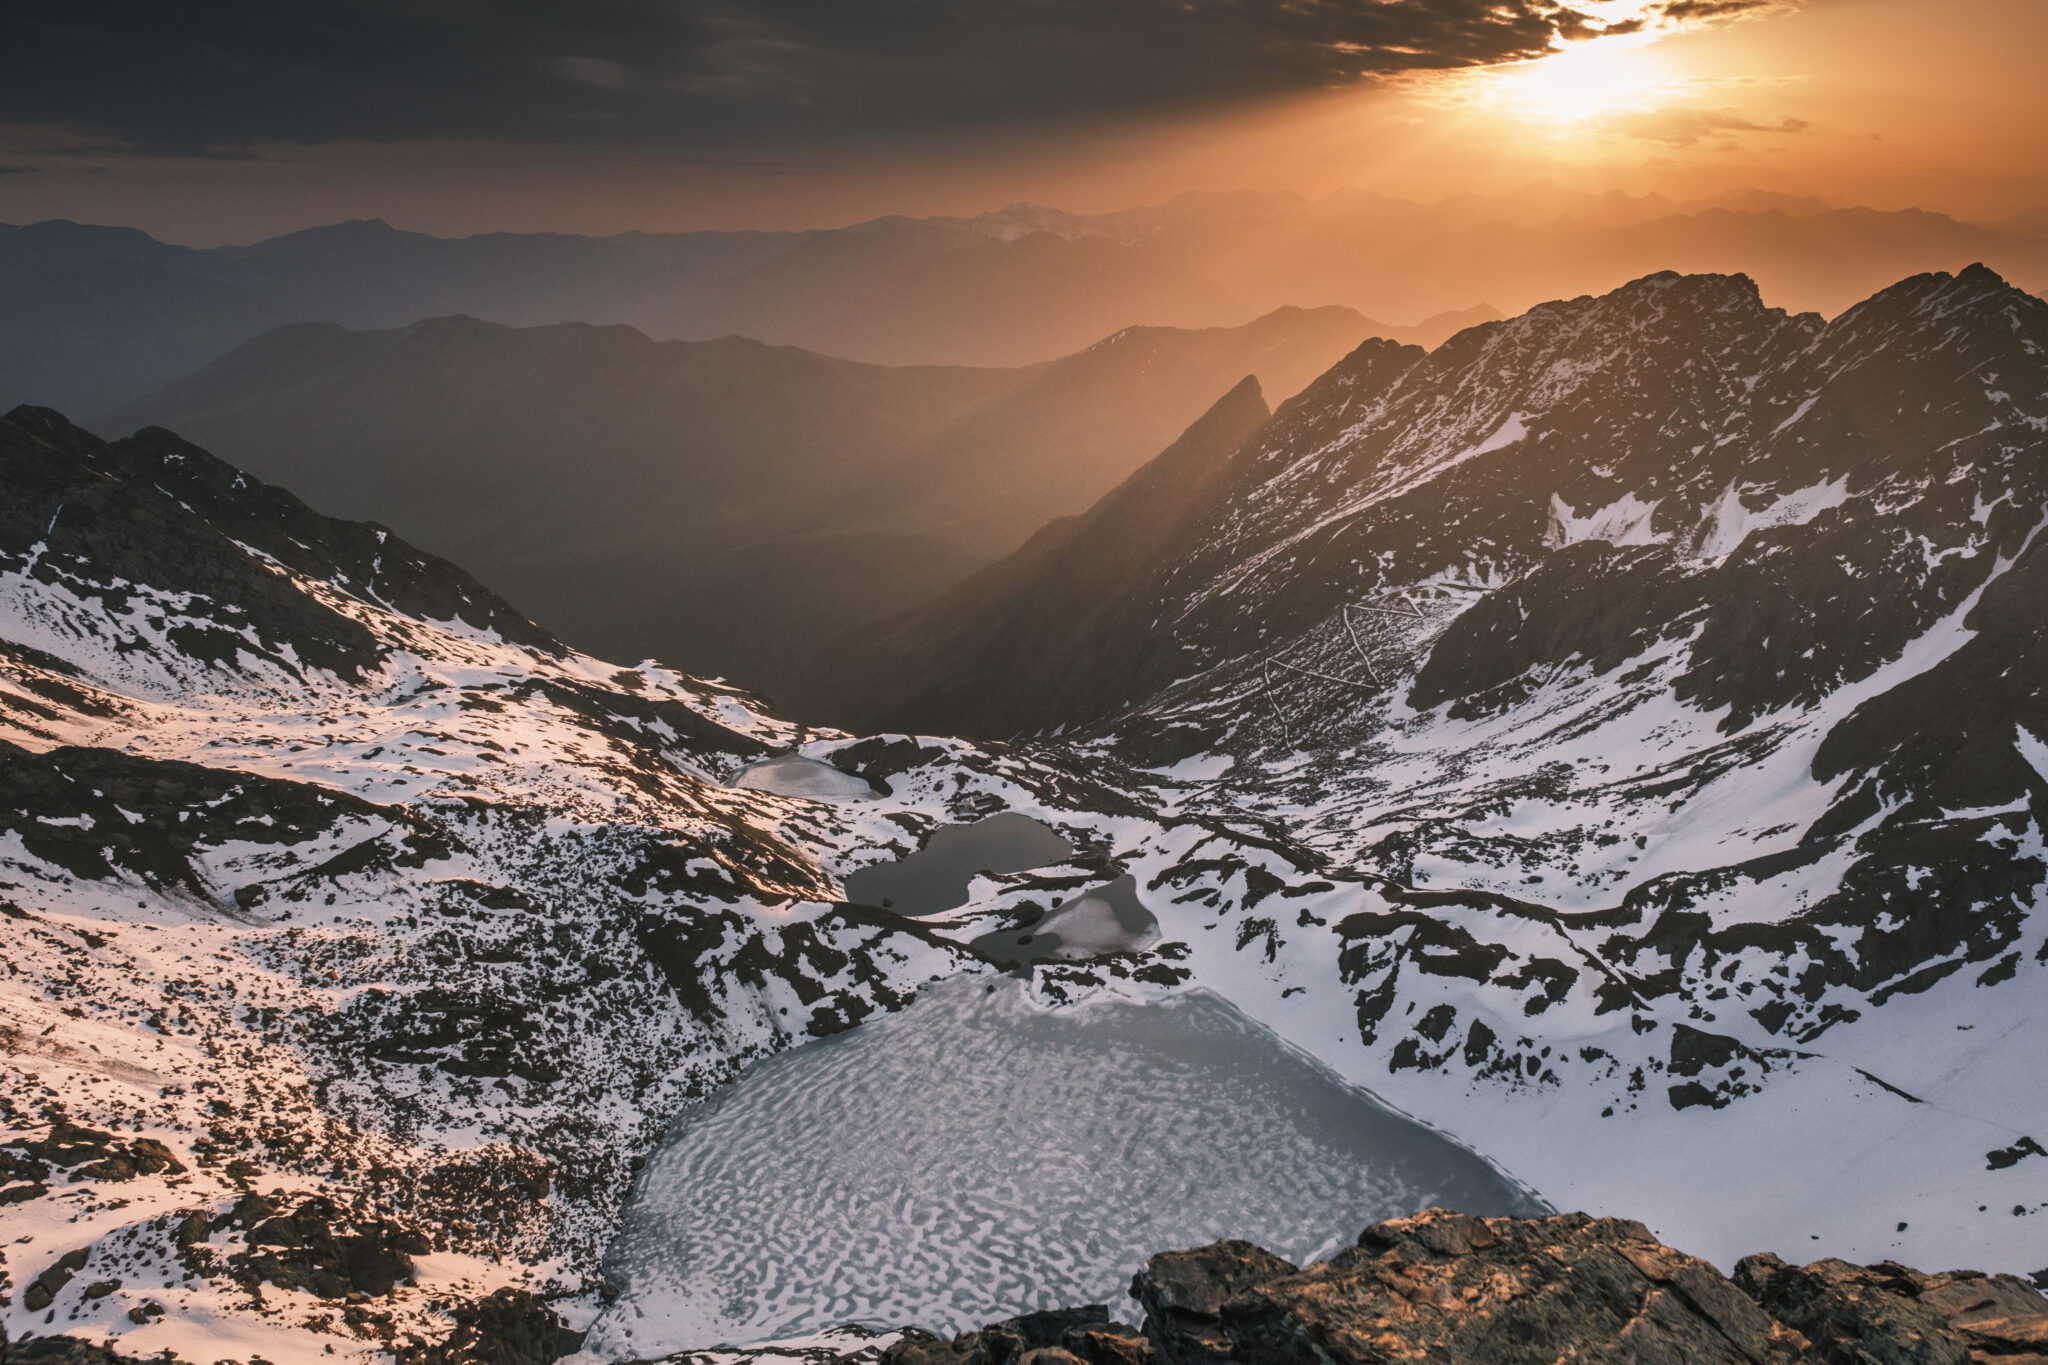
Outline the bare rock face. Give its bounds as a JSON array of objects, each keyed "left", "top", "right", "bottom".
[
  {"left": 413, "top": 1286, "right": 583, "bottom": 1365},
  {"left": 1120, "top": 1210, "right": 2048, "bottom": 1365}
]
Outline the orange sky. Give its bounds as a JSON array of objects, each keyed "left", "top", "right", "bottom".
[{"left": 1, "top": 0, "right": 2042, "bottom": 244}]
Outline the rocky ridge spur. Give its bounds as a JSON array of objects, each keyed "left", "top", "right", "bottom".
[{"left": 885, "top": 1209, "right": 2048, "bottom": 1365}]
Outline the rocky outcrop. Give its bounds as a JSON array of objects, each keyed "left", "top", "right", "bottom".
[
  {"left": 1735, "top": 1252, "right": 2048, "bottom": 1365},
  {"left": 409, "top": 1287, "right": 584, "bottom": 1365},
  {"left": 4, "top": 1284, "right": 580, "bottom": 1365},
  {"left": 886, "top": 1305, "right": 1155, "bottom": 1365},
  {"left": 194, "top": 1191, "right": 432, "bottom": 1301},
  {"left": 0, "top": 1115, "right": 184, "bottom": 1209},
  {"left": 889, "top": 1211, "right": 2048, "bottom": 1365}
]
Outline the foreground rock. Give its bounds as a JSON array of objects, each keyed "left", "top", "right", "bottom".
[{"left": 882, "top": 1210, "right": 2048, "bottom": 1365}]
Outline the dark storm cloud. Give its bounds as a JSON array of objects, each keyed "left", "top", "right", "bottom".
[{"left": 0, "top": 1, "right": 1640, "bottom": 155}]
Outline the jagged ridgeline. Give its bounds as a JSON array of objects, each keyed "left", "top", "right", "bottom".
[
  {"left": 803, "top": 266, "right": 2048, "bottom": 1100},
  {"left": 0, "top": 263, "right": 2045, "bottom": 1363},
  {"left": 795, "top": 264, "right": 2048, "bottom": 1269}
]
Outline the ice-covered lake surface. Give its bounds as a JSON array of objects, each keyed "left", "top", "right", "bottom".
[
  {"left": 587, "top": 977, "right": 1547, "bottom": 1356},
  {"left": 843, "top": 812, "right": 1073, "bottom": 915},
  {"left": 729, "top": 754, "right": 875, "bottom": 801}
]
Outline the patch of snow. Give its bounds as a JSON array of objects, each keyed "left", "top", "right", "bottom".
[
  {"left": 1692, "top": 477, "right": 1850, "bottom": 562},
  {"left": 1545, "top": 493, "right": 1664, "bottom": 549},
  {"left": 1145, "top": 752, "right": 1235, "bottom": 780}
]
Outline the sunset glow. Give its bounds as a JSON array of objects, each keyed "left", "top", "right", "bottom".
[{"left": 1476, "top": 34, "right": 1682, "bottom": 126}]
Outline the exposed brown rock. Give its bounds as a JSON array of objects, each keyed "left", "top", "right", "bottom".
[
  {"left": 1121, "top": 1210, "right": 2046, "bottom": 1365},
  {"left": 1735, "top": 1252, "right": 2048, "bottom": 1365},
  {"left": 1064, "top": 1323, "right": 1157, "bottom": 1365},
  {"left": 414, "top": 1286, "right": 581, "bottom": 1365},
  {"left": 191, "top": 1190, "right": 432, "bottom": 1302},
  {"left": 1140, "top": 1210, "right": 1800, "bottom": 1365},
  {"left": 20, "top": 1247, "right": 88, "bottom": 1312},
  {"left": 1, "top": 1116, "right": 185, "bottom": 1186}
]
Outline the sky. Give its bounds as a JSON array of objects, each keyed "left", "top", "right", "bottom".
[{"left": 0, "top": 0, "right": 2043, "bottom": 244}]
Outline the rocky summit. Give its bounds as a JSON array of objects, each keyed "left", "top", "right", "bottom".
[{"left": 885, "top": 1210, "right": 2048, "bottom": 1365}]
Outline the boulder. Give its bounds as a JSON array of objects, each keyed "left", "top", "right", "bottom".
[
  {"left": 424, "top": 1287, "right": 581, "bottom": 1365},
  {"left": 885, "top": 1305, "right": 1143, "bottom": 1365},
  {"left": 1141, "top": 1210, "right": 1804, "bottom": 1365},
  {"left": 1130, "top": 1241, "right": 1299, "bottom": 1365}
]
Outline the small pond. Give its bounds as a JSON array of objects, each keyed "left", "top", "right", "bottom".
[
  {"left": 843, "top": 812, "right": 1072, "bottom": 916},
  {"left": 730, "top": 754, "right": 875, "bottom": 802},
  {"left": 586, "top": 976, "right": 1546, "bottom": 1355}
]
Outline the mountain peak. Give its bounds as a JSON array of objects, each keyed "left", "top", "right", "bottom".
[
  {"left": 1610, "top": 268, "right": 1765, "bottom": 306},
  {"left": 1832, "top": 258, "right": 2043, "bottom": 335}
]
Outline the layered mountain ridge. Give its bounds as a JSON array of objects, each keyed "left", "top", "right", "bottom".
[
  {"left": 114, "top": 304, "right": 1377, "bottom": 692},
  {"left": 797, "top": 263, "right": 2048, "bottom": 1279},
  {"left": 10, "top": 184, "right": 2047, "bottom": 417}
]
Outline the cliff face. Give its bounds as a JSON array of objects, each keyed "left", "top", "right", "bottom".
[{"left": 885, "top": 1209, "right": 2048, "bottom": 1365}]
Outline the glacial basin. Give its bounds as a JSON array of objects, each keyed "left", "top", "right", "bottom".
[
  {"left": 586, "top": 976, "right": 1546, "bottom": 1356},
  {"left": 843, "top": 812, "right": 1073, "bottom": 916}
]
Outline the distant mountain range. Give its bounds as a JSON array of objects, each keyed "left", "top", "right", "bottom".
[
  {"left": 6, "top": 183, "right": 2044, "bottom": 415},
  {"left": 115, "top": 304, "right": 1384, "bottom": 695}
]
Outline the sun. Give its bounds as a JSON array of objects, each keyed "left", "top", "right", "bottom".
[{"left": 1456, "top": 31, "right": 1684, "bottom": 127}]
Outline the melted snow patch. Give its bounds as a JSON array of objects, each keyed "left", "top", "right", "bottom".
[
  {"left": 1145, "top": 751, "right": 1235, "bottom": 780},
  {"left": 1469, "top": 411, "right": 1530, "bottom": 459}
]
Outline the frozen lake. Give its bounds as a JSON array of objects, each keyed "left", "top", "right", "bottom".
[{"left": 586, "top": 977, "right": 1545, "bottom": 1356}]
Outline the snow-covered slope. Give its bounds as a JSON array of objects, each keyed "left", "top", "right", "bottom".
[{"left": 0, "top": 408, "right": 998, "bottom": 1357}]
